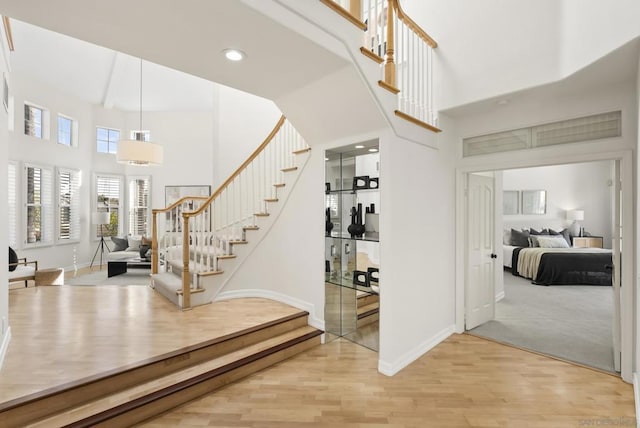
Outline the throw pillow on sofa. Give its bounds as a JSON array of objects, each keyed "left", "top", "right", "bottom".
[
  {"left": 126, "top": 236, "right": 142, "bottom": 252},
  {"left": 111, "top": 236, "right": 128, "bottom": 252}
]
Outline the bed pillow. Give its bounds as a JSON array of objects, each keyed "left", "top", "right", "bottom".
[
  {"left": 536, "top": 235, "right": 570, "bottom": 248},
  {"left": 111, "top": 236, "right": 128, "bottom": 252},
  {"left": 548, "top": 228, "right": 572, "bottom": 246},
  {"left": 528, "top": 236, "right": 541, "bottom": 247},
  {"left": 529, "top": 228, "right": 549, "bottom": 235},
  {"left": 509, "top": 228, "right": 530, "bottom": 247},
  {"left": 503, "top": 228, "right": 512, "bottom": 245}
]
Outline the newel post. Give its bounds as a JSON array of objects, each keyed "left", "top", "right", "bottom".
[
  {"left": 182, "top": 215, "right": 191, "bottom": 309},
  {"left": 152, "top": 211, "right": 158, "bottom": 274},
  {"left": 384, "top": 0, "right": 396, "bottom": 87}
]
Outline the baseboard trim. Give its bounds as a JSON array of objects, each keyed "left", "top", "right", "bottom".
[
  {"left": 378, "top": 324, "right": 454, "bottom": 376},
  {"left": 0, "top": 327, "right": 12, "bottom": 370},
  {"left": 215, "top": 289, "right": 324, "bottom": 331},
  {"left": 495, "top": 291, "right": 505, "bottom": 302}
]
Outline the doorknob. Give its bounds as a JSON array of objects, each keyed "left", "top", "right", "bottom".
[{"left": 490, "top": 253, "right": 497, "bottom": 259}]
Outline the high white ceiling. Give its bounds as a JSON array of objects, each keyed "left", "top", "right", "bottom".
[
  {"left": 10, "top": 19, "right": 218, "bottom": 112},
  {"left": 0, "top": 0, "right": 348, "bottom": 112}
]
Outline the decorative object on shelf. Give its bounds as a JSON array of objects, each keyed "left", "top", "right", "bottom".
[
  {"left": 353, "top": 270, "right": 370, "bottom": 287},
  {"left": 325, "top": 260, "right": 330, "bottom": 273},
  {"left": 367, "top": 267, "right": 379, "bottom": 283},
  {"left": 365, "top": 203, "right": 379, "bottom": 233},
  {"left": 368, "top": 177, "right": 379, "bottom": 189},
  {"left": 566, "top": 209, "right": 584, "bottom": 237},
  {"left": 325, "top": 207, "right": 334, "bottom": 236},
  {"left": 325, "top": 182, "right": 331, "bottom": 193},
  {"left": 347, "top": 203, "right": 365, "bottom": 238},
  {"left": 353, "top": 175, "right": 370, "bottom": 190}
]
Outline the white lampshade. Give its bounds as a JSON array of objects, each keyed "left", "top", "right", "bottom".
[
  {"left": 92, "top": 212, "right": 111, "bottom": 225},
  {"left": 566, "top": 209, "right": 584, "bottom": 221},
  {"left": 116, "top": 139, "right": 164, "bottom": 166}
]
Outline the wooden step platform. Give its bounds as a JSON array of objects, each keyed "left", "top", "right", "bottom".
[{"left": 0, "top": 287, "right": 322, "bottom": 427}]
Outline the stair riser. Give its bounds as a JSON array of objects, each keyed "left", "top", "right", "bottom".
[
  {"left": 0, "top": 314, "right": 310, "bottom": 428},
  {"left": 74, "top": 335, "right": 321, "bottom": 428},
  {"left": 357, "top": 311, "right": 379, "bottom": 328},
  {"left": 357, "top": 294, "right": 379, "bottom": 308}
]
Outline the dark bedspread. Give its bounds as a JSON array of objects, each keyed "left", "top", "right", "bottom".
[{"left": 512, "top": 247, "right": 612, "bottom": 286}]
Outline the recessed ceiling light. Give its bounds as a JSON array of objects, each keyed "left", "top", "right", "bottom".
[
  {"left": 368, "top": 148, "right": 378, "bottom": 152},
  {"left": 355, "top": 145, "right": 365, "bottom": 149},
  {"left": 223, "top": 49, "right": 246, "bottom": 61}
]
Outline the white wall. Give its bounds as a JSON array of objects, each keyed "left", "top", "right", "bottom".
[
  {"left": 378, "top": 128, "right": 457, "bottom": 375},
  {"left": 0, "top": 33, "right": 10, "bottom": 367},
  {"left": 215, "top": 85, "right": 281, "bottom": 187},
  {"left": 503, "top": 162, "right": 614, "bottom": 248},
  {"left": 402, "top": 0, "right": 640, "bottom": 111}
]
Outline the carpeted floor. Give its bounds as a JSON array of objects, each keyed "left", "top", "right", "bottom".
[
  {"left": 469, "top": 271, "right": 615, "bottom": 373},
  {"left": 65, "top": 269, "right": 151, "bottom": 286}
]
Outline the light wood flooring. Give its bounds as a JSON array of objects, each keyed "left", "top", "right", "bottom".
[
  {"left": 140, "top": 334, "right": 635, "bottom": 428},
  {"left": 1, "top": 284, "right": 302, "bottom": 404}
]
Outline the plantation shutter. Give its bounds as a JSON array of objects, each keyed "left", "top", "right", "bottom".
[
  {"left": 96, "top": 175, "right": 121, "bottom": 237},
  {"left": 128, "top": 177, "right": 150, "bottom": 236},
  {"left": 58, "top": 168, "right": 80, "bottom": 241},
  {"left": 8, "top": 162, "right": 16, "bottom": 247}
]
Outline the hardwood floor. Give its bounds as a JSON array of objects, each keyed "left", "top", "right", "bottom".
[
  {"left": 0, "top": 284, "right": 303, "bottom": 404},
  {"left": 140, "top": 334, "right": 635, "bottom": 428}
]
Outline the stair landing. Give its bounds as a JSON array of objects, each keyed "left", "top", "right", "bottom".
[{"left": 0, "top": 286, "right": 310, "bottom": 404}]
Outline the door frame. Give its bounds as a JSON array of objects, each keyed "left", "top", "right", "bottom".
[{"left": 455, "top": 149, "right": 633, "bottom": 383}]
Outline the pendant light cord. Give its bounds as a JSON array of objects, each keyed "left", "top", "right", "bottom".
[{"left": 139, "top": 59, "right": 143, "bottom": 137}]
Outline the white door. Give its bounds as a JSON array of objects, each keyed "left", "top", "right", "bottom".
[
  {"left": 612, "top": 161, "right": 621, "bottom": 372},
  {"left": 465, "top": 174, "right": 496, "bottom": 330}
]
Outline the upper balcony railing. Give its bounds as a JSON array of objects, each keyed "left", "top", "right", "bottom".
[{"left": 321, "top": 0, "right": 440, "bottom": 132}]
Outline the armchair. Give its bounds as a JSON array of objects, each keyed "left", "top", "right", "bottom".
[{"left": 8, "top": 247, "right": 38, "bottom": 287}]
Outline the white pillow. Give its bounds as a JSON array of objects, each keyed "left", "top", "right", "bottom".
[
  {"left": 536, "top": 235, "right": 570, "bottom": 248},
  {"left": 126, "top": 236, "right": 142, "bottom": 251},
  {"left": 503, "top": 228, "right": 512, "bottom": 245}
]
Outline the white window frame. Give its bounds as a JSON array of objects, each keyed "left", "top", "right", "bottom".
[
  {"left": 8, "top": 161, "right": 17, "bottom": 248},
  {"left": 22, "top": 101, "right": 49, "bottom": 140},
  {"left": 127, "top": 175, "right": 151, "bottom": 237},
  {"left": 57, "top": 114, "right": 77, "bottom": 147},
  {"left": 94, "top": 173, "right": 123, "bottom": 239},
  {"left": 24, "top": 163, "right": 54, "bottom": 247},
  {"left": 57, "top": 167, "right": 81, "bottom": 243},
  {"left": 96, "top": 127, "right": 120, "bottom": 154}
]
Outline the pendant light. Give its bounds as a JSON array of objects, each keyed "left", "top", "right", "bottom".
[{"left": 116, "top": 59, "right": 164, "bottom": 166}]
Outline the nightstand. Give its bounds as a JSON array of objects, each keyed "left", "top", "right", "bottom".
[{"left": 572, "top": 236, "right": 603, "bottom": 248}]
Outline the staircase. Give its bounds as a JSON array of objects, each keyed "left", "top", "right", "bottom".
[{"left": 151, "top": 116, "right": 310, "bottom": 309}]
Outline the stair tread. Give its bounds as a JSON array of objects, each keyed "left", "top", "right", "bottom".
[
  {"left": 281, "top": 166, "right": 298, "bottom": 172},
  {"left": 166, "top": 259, "right": 224, "bottom": 274},
  {"left": 358, "top": 302, "right": 380, "bottom": 316},
  {"left": 273, "top": 183, "right": 286, "bottom": 188},
  {"left": 292, "top": 147, "right": 311, "bottom": 154},
  {"left": 254, "top": 212, "right": 270, "bottom": 217},
  {"left": 242, "top": 226, "right": 259, "bottom": 231},
  {"left": 29, "top": 326, "right": 321, "bottom": 428},
  {"left": 264, "top": 198, "right": 279, "bottom": 202}
]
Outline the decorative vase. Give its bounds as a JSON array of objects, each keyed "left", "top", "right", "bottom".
[
  {"left": 347, "top": 204, "right": 365, "bottom": 238},
  {"left": 325, "top": 208, "right": 334, "bottom": 236}
]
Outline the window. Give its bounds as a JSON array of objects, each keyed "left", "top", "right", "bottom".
[
  {"left": 57, "top": 168, "right": 81, "bottom": 242},
  {"left": 25, "top": 164, "right": 53, "bottom": 245},
  {"left": 130, "top": 130, "right": 150, "bottom": 142},
  {"left": 25, "top": 104, "right": 43, "bottom": 138},
  {"left": 95, "top": 174, "right": 122, "bottom": 237},
  {"left": 128, "top": 176, "right": 150, "bottom": 236},
  {"left": 8, "top": 162, "right": 17, "bottom": 247},
  {"left": 57, "top": 115, "right": 73, "bottom": 146},
  {"left": 97, "top": 127, "right": 120, "bottom": 154}
]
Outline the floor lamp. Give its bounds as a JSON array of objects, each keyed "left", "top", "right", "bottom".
[{"left": 90, "top": 212, "right": 111, "bottom": 269}]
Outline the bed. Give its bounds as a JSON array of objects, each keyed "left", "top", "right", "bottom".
[{"left": 503, "top": 227, "right": 612, "bottom": 286}]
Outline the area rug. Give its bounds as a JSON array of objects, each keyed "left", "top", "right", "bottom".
[{"left": 65, "top": 270, "right": 151, "bottom": 286}]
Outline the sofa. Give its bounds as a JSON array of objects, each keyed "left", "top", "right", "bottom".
[{"left": 107, "top": 236, "right": 152, "bottom": 261}]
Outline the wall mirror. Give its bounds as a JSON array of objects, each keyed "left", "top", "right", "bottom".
[
  {"left": 521, "top": 190, "right": 546, "bottom": 214},
  {"left": 503, "top": 191, "right": 519, "bottom": 215}
]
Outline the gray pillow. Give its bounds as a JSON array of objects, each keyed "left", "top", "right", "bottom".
[
  {"left": 111, "top": 236, "right": 128, "bottom": 252},
  {"left": 509, "top": 228, "right": 530, "bottom": 247},
  {"left": 549, "top": 228, "right": 572, "bottom": 246}
]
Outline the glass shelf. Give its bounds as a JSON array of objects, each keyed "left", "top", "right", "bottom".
[
  {"left": 326, "top": 232, "right": 379, "bottom": 243},
  {"left": 326, "top": 187, "right": 380, "bottom": 195}
]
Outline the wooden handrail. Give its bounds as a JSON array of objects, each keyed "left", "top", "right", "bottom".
[
  {"left": 390, "top": 0, "right": 437, "bottom": 48},
  {"left": 152, "top": 196, "right": 210, "bottom": 215},
  {"left": 183, "top": 115, "right": 287, "bottom": 218}
]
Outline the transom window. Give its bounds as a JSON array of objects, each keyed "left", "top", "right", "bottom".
[
  {"left": 97, "top": 127, "right": 120, "bottom": 154},
  {"left": 57, "top": 115, "right": 73, "bottom": 146},
  {"left": 25, "top": 104, "right": 43, "bottom": 138}
]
